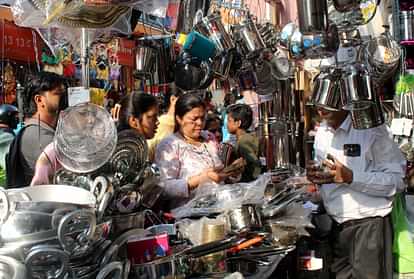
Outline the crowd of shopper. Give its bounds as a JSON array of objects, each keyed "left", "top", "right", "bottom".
[{"left": 4, "top": 71, "right": 407, "bottom": 278}]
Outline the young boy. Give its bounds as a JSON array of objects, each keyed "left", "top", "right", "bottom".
[{"left": 227, "top": 104, "right": 261, "bottom": 182}]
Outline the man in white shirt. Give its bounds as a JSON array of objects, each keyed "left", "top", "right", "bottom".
[{"left": 307, "top": 107, "right": 406, "bottom": 279}]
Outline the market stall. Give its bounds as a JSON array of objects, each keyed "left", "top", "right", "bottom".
[{"left": 0, "top": 0, "right": 409, "bottom": 278}]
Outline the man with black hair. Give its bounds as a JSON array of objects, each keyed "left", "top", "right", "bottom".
[
  {"left": 7, "top": 72, "right": 68, "bottom": 187},
  {"left": 0, "top": 105, "right": 18, "bottom": 186},
  {"left": 227, "top": 104, "right": 261, "bottom": 182}
]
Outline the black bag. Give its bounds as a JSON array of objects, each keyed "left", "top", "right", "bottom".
[{"left": 5, "top": 124, "right": 35, "bottom": 188}]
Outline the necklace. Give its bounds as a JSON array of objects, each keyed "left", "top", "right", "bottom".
[{"left": 178, "top": 132, "right": 216, "bottom": 168}]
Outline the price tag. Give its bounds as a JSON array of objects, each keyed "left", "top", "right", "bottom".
[
  {"left": 391, "top": 118, "right": 405, "bottom": 136},
  {"left": 391, "top": 118, "right": 412, "bottom": 136},
  {"left": 68, "top": 87, "right": 90, "bottom": 107},
  {"left": 403, "top": 118, "right": 413, "bottom": 137}
]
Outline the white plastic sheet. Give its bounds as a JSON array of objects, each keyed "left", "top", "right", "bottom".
[{"left": 171, "top": 173, "right": 272, "bottom": 219}]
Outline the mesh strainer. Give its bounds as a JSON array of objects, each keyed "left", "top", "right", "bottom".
[{"left": 55, "top": 103, "right": 117, "bottom": 173}]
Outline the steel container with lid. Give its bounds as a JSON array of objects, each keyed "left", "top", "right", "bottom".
[{"left": 401, "top": 11, "right": 413, "bottom": 41}]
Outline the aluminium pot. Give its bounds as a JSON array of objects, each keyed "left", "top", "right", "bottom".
[
  {"left": 6, "top": 185, "right": 96, "bottom": 207},
  {"left": 297, "top": 0, "right": 329, "bottom": 33}
]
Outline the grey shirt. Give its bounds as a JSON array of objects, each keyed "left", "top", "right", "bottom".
[{"left": 20, "top": 118, "right": 55, "bottom": 181}]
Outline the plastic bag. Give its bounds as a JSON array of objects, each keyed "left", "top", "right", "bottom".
[
  {"left": 12, "top": 0, "right": 132, "bottom": 32},
  {"left": 171, "top": 173, "right": 271, "bottom": 219},
  {"left": 268, "top": 201, "right": 314, "bottom": 238},
  {"left": 392, "top": 193, "right": 414, "bottom": 273}
]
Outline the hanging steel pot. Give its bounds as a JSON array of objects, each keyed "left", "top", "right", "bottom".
[
  {"left": 311, "top": 69, "right": 342, "bottom": 111},
  {"left": 296, "top": 0, "right": 329, "bottom": 33},
  {"left": 237, "top": 17, "right": 266, "bottom": 58},
  {"left": 174, "top": 52, "right": 214, "bottom": 90},
  {"left": 211, "top": 50, "right": 234, "bottom": 80},
  {"left": 339, "top": 64, "right": 375, "bottom": 111},
  {"left": 194, "top": 13, "right": 235, "bottom": 52}
]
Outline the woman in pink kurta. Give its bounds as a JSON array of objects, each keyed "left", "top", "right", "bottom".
[{"left": 155, "top": 94, "right": 242, "bottom": 209}]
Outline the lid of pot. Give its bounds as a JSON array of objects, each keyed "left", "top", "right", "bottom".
[{"left": 55, "top": 103, "right": 117, "bottom": 173}]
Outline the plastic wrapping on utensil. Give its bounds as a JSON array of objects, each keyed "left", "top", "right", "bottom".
[
  {"left": 268, "top": 201, "right": 314, "bottom": 238},
  {"left": 35, "top": 27, "right": 117, "bottom": 58},
  {"left": 175, "top": 217, "right": 228, "bottom": 246},
  {"left": 171, "top": 173, "right": 271, "bottom": 219},
  {"left": 12, "top": 0, "right": 132, "bottom": 32}
]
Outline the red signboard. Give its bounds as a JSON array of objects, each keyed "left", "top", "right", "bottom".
[
  {"left": 117, "top": 38, "right": 135, "bottom": 67},
  {"left": 0, "top": 20, "right": 43, "bottom": 63}
]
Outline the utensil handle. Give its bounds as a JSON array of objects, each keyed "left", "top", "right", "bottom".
[{"left": 228, "top": 236, "right": 264, "bottom": 253}]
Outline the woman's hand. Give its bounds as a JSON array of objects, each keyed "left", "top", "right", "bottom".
[{"left": 187, "top": 168, "right": 216, "bottom": 190}]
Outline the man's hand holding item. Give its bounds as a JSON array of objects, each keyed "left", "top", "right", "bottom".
[{"left": 307, "top": 154, "right": 353, "bottom": 185}]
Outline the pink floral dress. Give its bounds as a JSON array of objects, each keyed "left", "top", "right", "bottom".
[{"left": 154, "top": 131, "right": 223, "bottom": 208}]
